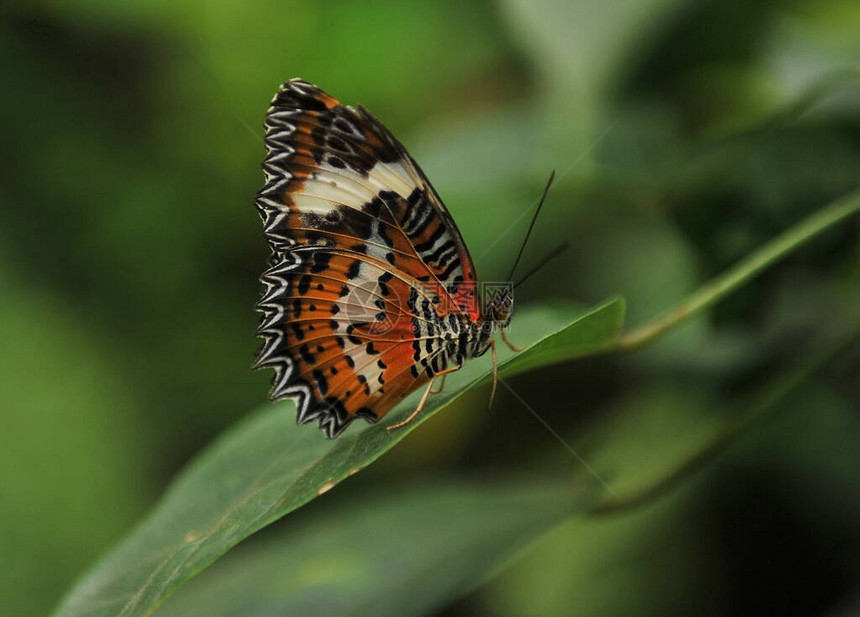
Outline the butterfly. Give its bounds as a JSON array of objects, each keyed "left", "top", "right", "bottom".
[{"left": 253, "top": 79, "right": 529, "bottom": 438}]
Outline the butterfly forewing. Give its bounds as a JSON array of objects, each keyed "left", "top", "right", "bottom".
[{"left": 255, "top": 79, "right": 481, "bottom": 437}]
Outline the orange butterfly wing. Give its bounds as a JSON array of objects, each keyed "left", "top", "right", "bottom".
[{"left": 254, "top": 79, "right": 480, "bottom": 437}]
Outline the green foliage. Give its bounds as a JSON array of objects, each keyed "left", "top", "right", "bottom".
[
  {"left": 3, "top": 1, "right": 859, "bottom": 616},
  {"left": 54, "top": 180, "right": 860, "bottom": 614},
  {"left": 53, "top": 300, "right": 623, "bottom": 617},
  {"left": 150, "top": 481, "right": 593, "bottom": 617}
]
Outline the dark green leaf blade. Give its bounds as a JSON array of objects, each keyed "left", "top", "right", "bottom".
[
  {"left": 499, "top": 296, "right": 625, "bottom": 377},
  {"left": 53, "top": 298, "right": 624, "bottom": 617},
  {"left": 157, "top": 479, "right": 593, "bottom": 617}
]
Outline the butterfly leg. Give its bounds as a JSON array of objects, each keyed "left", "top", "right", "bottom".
[
  {"left": 386, "top": 361, "right": 464, "bottom": 432},
  {"left": 430, "top": 373, "right": 447, "bottom": 394},
  {"left": 427, "top": 362, "right": 462, "bottom": 394},
  {"left": 387, "top": 377, "right": 436, "bottom": 432},
  {"left": 501, "top": 328, "right": 525, "bottom": 352},
  {"left": 488, "top": 339, "right": 498, "bottom": 410}
]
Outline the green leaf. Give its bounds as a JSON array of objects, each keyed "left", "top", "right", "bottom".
[
  {"left": 53, "top": 298, "right": 624, "bottom": 617},
  {"left": 88, "top": 320, "right": 853, "bottom": 617},
  {"left": 589, "top": 325, "right": 860, "bottom": 515},
  {"left": 157, "top": 480, "right": 594, "bottom": 617},
  {"left": 484, "top": 350, "right": 860, "bottom": 617},
  {"left": 606, "top": 187, "right": 860, "bottom": 353},
  {"left": 500, "top": 297, "right": 625, "bottom": 377}
]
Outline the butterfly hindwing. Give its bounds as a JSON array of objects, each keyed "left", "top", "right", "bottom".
[{"left": 255, "top": 248, "right": 448, "bottom": 437}]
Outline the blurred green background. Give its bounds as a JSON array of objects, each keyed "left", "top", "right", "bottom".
[{"left": 3, "top": 1, "right": 859, "bottom": 615}]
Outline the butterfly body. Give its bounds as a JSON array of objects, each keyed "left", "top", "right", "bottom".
[{"left": 254, "top": 79, "right": 511, "bottom": 438}]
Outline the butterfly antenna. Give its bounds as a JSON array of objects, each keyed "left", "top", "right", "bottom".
[
  {"left": 506, "top": 170, "right": 556, "bottom": 282},
  {"left": 513, "top": 241, "right": 569, "bottom": 288}
]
